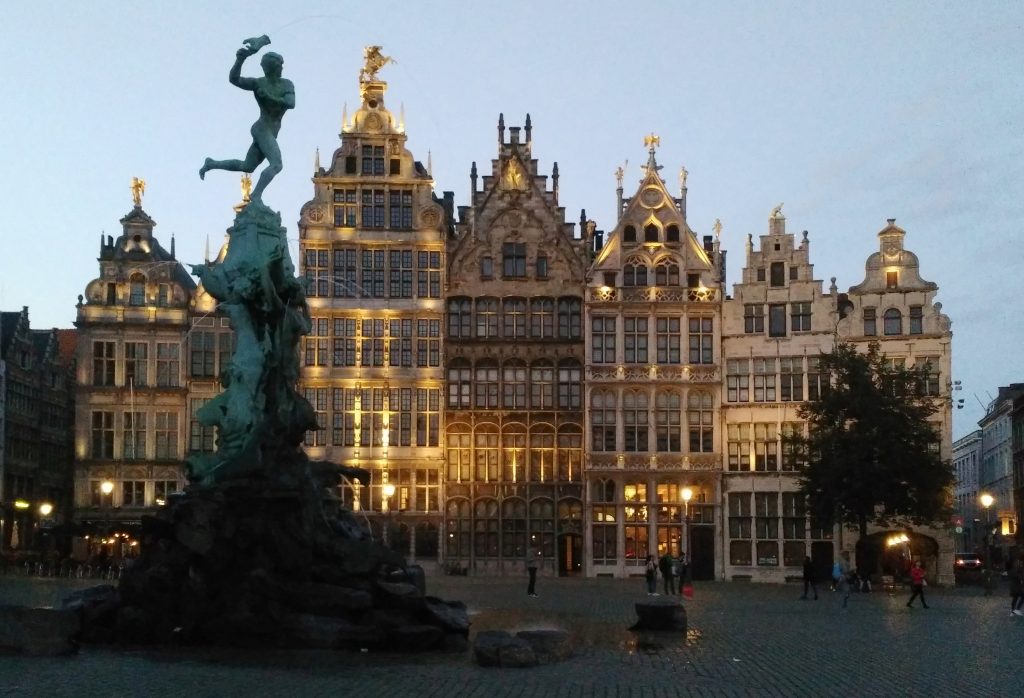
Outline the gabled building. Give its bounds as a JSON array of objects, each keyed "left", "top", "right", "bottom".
[
  {"left": 583, "top": 140, "right": 724, "bottom": 579},
  {"left": 720, "top": 210, "right": 837, "bottom": 582},
  {"left": 444, "top": 115, "right": 589, "bottom": 575},
  {"left": 73, "top": 190, "right": 195, "bottom": 552},
  {"left": 297, "top": 55, "right": 448, "bottom": 566}
]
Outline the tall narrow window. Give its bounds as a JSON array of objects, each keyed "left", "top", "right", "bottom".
[
  {"left": 557, "top": 298, "right": 581, "bottom": 339},
  {"left": 416, "top": 251, "right": 441, "bottom": 298},
  {"left": 475, "top": 361, "right": 499, "bottom": 408},
  {"left": 503, "top": 298, "right": 527, "bottom": 338},
  {"left": 744, "top": 304, "right": 764, "bottom": 333},
  {"left": 189, "top": 332, "right": 216, "bottom": 377},
  {"left": 729, "top": 493, "right": 752, "bottom": 566},
  {"left": 475, "top": 298, "right": 499, "bottom": 338},
  {"left": 156, "top": 343, "right": 179, "bottom": 387},
  {"left": 447, "top": 298, "right": 471, "bottom": 339},
  {"left": 333, "top": 318, "right": 358, "bottom": 367},
  {"left": 780, "top": 357, "right": 803, "bottom": 401},
  {"left": 790, "top": 302, "right": 811, "bottom": 331},
  {"left": 557, "top": 360, "right": 582, "bottom": 409},
  {"left": 388, "top": 190, "right": 413, "bottom": 229},
  {"left": 883, "top": 308, "right": 902, "bottom": 335},
  {"left": 591, "top": 316, "right": 616, "bottom": 363},
  {"left": 536, "top": 254, "right": 549, "bottom": 279},
  {"left": 480, "top": 256, "right": 494, "bottom": 279},
  {"left": 726, "top": 359, "right": 749, "bottom": 402},
  {"left": 688, "top": 317, "right": 713, "bottom": 364},
  {"left": 753, "top": 358, "right": 777, "bottom": 402},
  {"left": 623, "top": 225, "right": 637, "bottom": 243},
  {"left": 623, "top": 391, "right": 649, "bottom": 452},
  {"left": 333, "top": 189, "right": 357, "bottom": 227},
  {"left": 530, "top": 361, "right": 554, "bottom": 408},
  {"left": 128, "top": 274, "right": 146, "bottom": 306},
  {"left": 623, "top": 316, "right": 648, "bottom": 363},
  {"left": 361, "top": 145, "right": 384, "bottom": 175},
  {"left": 90, "top": 411, "right": 115, "bottom": 459},
  {"left": 886, "top": 271, "right": 898, "bottom": 289},
  {"left": 909, "top": 305, "right": 923, "bottom": 335},
  {"left": 124, "top": 342, "right": 148, "bottom": 387},
  {"left": 591, "top": 391, "right": 616, "bottom": 451},
  {"left": 530, "top": 298, "right": 554, "bottom": 338},
  {"left": 388, "top": 249, "right": 413, "bottom": 298},
  {"left": 502, "top": 242, "right": 527, "bottom": 278},
  {"left": 447, "top": 361, "right": 471, "bottom": 408},
  {"left": 502, "top": 361, "right": 527, "bottom": 408},
  {"left": 655, "top": 391, "right": 682, "bottom": 452},
  {"left": 770, "top": 262, "right": 785, "bottom": 287},
  {"left": 155, "top": 411, "right": 178, "bottom": 460},
  {"left": 863, "top": 308, "right": 877, "bottom": 336},
  {"left": 687, "top": 391, "right": 713, "bottom": 452},
  {"left": 333, "top": 248, "right": 358, "bottom": 297},
  {"left": 768, "top": 304, "right": 787, "bottom": 337},
  {"left": 655, "top": 317, "right": 681, "bottom": 364},
  {"left": 93, "top": 341, "right": 116, "bottom": 386},
  {"left": 361, "top": 189, "right": 386, "bottom": 228},
  {"left": 305, "top": 249, "right": 330, "bottom": 297}
]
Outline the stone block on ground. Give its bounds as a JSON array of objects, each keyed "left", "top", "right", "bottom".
[
  {"left": 473, "top": 630, "right": 511, "bottom": 667},
  {"left": 516, "top": 629, "right": 572, "bottom": 663},
  {"left": 631, "top": 598, "right": 687, "bottom": 632},
  {"left": 0, "top": 605, "right": 80, "bottom": 656},
  {"left": 422, "top": 597, "right": 470, "bottom": 635}
]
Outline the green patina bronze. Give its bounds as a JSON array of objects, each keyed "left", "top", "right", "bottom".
[{"left": 199, "top": 35, "right": 295, "bottom": 202}]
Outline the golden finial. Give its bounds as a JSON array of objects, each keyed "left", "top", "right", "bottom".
[
  {"left": 130, "top": 177, "right": 146, "bottom": 208},
  {"left": 643, "top": 133, "right": 660, "bottom": 151},
  {"left": 241, "top": 173, "right": 253, "bottom": 203},
  {"left": 359, "top": 45, "right": 395, "bottom": 84},
  {"left": 713, "top": 218, "right": 723, "bottom": 238}
]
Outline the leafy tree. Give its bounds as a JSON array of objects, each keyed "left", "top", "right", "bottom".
[{"left": 789, "top": 342, "right": 954, "bottom": 542}]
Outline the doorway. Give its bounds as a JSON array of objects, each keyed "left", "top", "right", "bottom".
[
  {"left": 558, "top": 533, "right": 583, "bottom": 576},
  {"left": 689, "top": 526, "right": 716, "bottom": 581}
]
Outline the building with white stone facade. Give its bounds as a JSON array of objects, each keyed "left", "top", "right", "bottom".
[{"left": 953, "top": 429, "right": 983, "bottom": 552}]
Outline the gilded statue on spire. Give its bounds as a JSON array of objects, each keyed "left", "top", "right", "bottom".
[
  {"left": 241, "top": 173, "right": 253, "bottom": 202},
  {"left": 679, "top": 166, "right": 688, "bottom": 189},
  {"left": 643, "top": 133, "right": 660, "bottom": 151},
  {"left": 360, "top": 46, "right": 395, "bottom": 83},
  {"left": 130, "top": 177, "right": 146, "bottom": 208},
  {"left": 713, "top": 218, "right": 723, "bottom": 238}
]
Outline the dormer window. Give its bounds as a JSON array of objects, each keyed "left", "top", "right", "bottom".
[
  {"left": 666, "top": 225, "right": 680, "bottom": 243},
  {"left": 623, "top": 225, "right": 637, "bottom": 244},
  {"left": 886, "top": 271, "right": 898, "bottom": 289},
  {"left": 770, "top": 262, "right": 785, "bottom": 287},
  {"left": 129, "top": 274, "right": 146, "bottom": 306},
  {"left": 502, "top": 242, "right": 526, "bottom": 279},
  {"left": 362, "top": 145, "right": 385, "bottom": 175},
  {"left": 644, "top": 224, "right": 659, "bottom": 243}
]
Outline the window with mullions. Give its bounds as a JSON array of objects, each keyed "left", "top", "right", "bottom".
[
  {"left": 557, "top": 298, "right": 581, "bottom": 339},
  {"left": 781, "top": 422, "right": 804, "bottom": 471},
  {"left": 502, "top": 427, "right": 526, "bottom": 483},
  {"left": 360, "top": 319, "right": 386, "bottom": 366},
  {"left": 304, "top": 318, "right": 329, "bottom": 367},
  {"left": 530, "top": 298, "right": 554, "bottom": 338},
  {"left": 754, "top": 492, "right": 779, "bottom": 566},
  {"left": 476, "top": 298, "right": 499, "bottom": 338},
  {"left": 445, "top": 499, "right": 471, "bottom": 558},
  {"left": 909, "top": 305, "right": 923, "bottom": 335},
  {"left": 591, "top": 316, "right": 616, "bottom": 363},
  {"left": 361, "top": 189, "right": 386, "bottom": 227},
  {"left": 416, "top": 251, "right": 441, "bottom": 298},
  {"left": 302, "top": 388, "right": 328, "bottom": 447},
  {"left": 655, "top": 391, "right": 682, "bottom": 452},
  {"left": 123, "top": 412, "right": 146, "bottom": 460},
  {"left": 591, "top": 390, "right": 616, "bottom": 451},
  {"left": 655, "top": 317, "right": 681, "bottom": 364},
  {"left": 502, "top": 499, "right": 528, "bottom": 558},
  {"left": 155, "top": 411, "right": 178, "bottom": 460},
  {"left": 916, "top": 356, "right": 941, "bottom": 397},
  {"left": 446, "top": 430, "right": 471, "bottom": 481},
  {"left": 782, "top": 492, "right": 807, "bottom": 566},
  {"left": 529, "top": 428, "right": 555, "bottom": 483},
  {"left": 807, "top": 357, "right": 825, "bottom": 400},
  {"left": 93, "top": 341, "right": 115, "bottom": 386},
  {"left": 361, "top": 145, "right": 385, "bottom": 175},
  {"left": 332, "top": 248, "right": 358, "bottom": 297},
  {"left": 189, "top": 332, "right": 216, "bottom": 377},
  {"left": 557, "top": 427, "right": 583, "bottom": 481},
  {"left": 654, "top": 262, "right": 679, "bottom": 286},
  {"left": 688, "top": 317, "right": 713, "bottom": 364},
  {"left": 189, "top": 398, "right": 214, "bottom": 453},
  {"left": 726, "top": 358, "right": 749, "bottom": 402},
  {"left": 305, "top": 249, "right": 330, "bottom": 297},
  {"left": 387, "top": 319, "right": 413, "bottom": 368},
  {"left": 156, "top": 343, "right": 179, "bottom": 387},
  {"left": 530, "top": 498, "right": 556, "bottom": 558},
  {"left": 753, "top": 423, "right": 778, "bottom": 471},
  {"left": 687, "top": 391, "right": 713, "bottom": 452},
  {"left": 502, "top": 362, "right": 527, "bottom": 408},
  {"left": 124, "top": 342, "right": 148, "bottom": 387},
  {"left": 388, "top": 250, "right": 413, "bottom": 298},
  {"left": 624, "top": 316, "right": 648, "bottom": 363},
  {"left": 623, "top": 263, "right": 647, "bottom": 287},
  {"left": 503, "top": 298, "right": 527, "bottom": 338},
  {"left": 623, "top": 391, "right": 649, "bottom": 452},
  {"left": 502, "top": 242, "right": 527, "bottom": 278},
  {"left": 415, "top": 319, "right": 440, "bottom": 368},
  {"left": 389, "top": 190, "right": 413, "bottom": 229},
  {"left": 530, "top": 362, "right": 554, "bottom": 408},
  {"left": 557, "top": 360, "right": 581, "bottom": 409},
  {"left": 415, "top": 469, "right": 439, "bottom": 512},
  {"left": 863, "top": 308, "right": 876, "bottom": 336},
  {"left": 361, "top": 249, "right": 386, "bottom": 297},
  {"left": 744, "top": 304, "right": 764, "bottom": 333},
  {"left": 475, "top": 361, "right": 499, "bottom": 408},
  {"left": 475, "top": 426, "right": 499, "bottom": 482},
  {"left": 727, "top": 423, "right": 751, "bottom": 472},
  {"left": 332, "top": 318, "right": 357, "bottom": 367},
  {"left": 388, "top": 387, "right": 413, "bottom": 447},
  {"left": 753, "top": 358, "right": 776, "bottom": 402},
  {"left": 129, "top": 273, "right": 146, "bottom": 306},
  {"left": 415, "top": 389, "right": 440, "bottom": 447},
  {"left": 447, "top": 298, "right": 471, "bottom": 339},
  {"left": 447, "top": 361, "right": 471, "bottom": 408},
  {"left": 122, "top": 481, "right": 146, "bottom": 508},
  {"left": 728, "top": 493, "right": 752, "bottom": 566},
  {"left": 332, "top": 189, "right": 357, "bottom": 226},
  {"left": 779, "top": 357, "right": 803, "bottom": 401},
  {"left": 790, "top": 302, "right": 811, "bottom": 331}
]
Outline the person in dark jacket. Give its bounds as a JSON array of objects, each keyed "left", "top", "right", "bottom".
[
  {"left": 659, "top": 553, "right": 676, "bottom": 595},
  {"left": 800, "top": 556, "right": 819, "bottom": 600},
  {"left": 1009, "top": 556, "right": 1024, "bottom": 616}
]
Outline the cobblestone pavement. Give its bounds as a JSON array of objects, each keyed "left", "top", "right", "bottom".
[{"left": 0, "top": 574, "right": 1017, "bottom": 697}]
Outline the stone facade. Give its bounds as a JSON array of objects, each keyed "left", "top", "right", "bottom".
[
  {"left": 444, "top": 117, "right": 589, "bottom": 575},
  {"left": 953, "top": 429, "right": 982, "bottom": 551},
  {"left": 296, "top": 72, "right": 448, "bottom": 567}
]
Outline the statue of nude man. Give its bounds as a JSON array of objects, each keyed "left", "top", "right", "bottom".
[{"left": 199, "top": 37, "right": 295, "bottom": 202}]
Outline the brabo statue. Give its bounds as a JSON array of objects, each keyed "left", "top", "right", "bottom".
[{"left": 199, "top": 35, "right": 294, "bottom": 202}]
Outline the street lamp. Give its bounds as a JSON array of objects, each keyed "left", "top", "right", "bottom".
[
  {"left": 382, "top": 483, "right": 396, "bottom": 546},
  {"left": 980, "top": 493, "right": 995, "bottom": 596},
  {"left": 100, "top": 481, "right": 114, "bottom": 555},
  {"left": 681, "top": 487, "right": 693, "bottom": 575}
]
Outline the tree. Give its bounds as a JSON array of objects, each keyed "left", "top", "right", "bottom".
[{"left": 789, "top": 342, "right": 954, "bottom": 543}]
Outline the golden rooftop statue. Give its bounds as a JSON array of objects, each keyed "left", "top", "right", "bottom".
[
  {"left": 241, "top": 173, "right": 253, "bottom": 203},
  {"left": 644, "top": 133, "right": 660, "bottom": 151},
  {"left": 713, "top": 218, "right": 723, "bottom": 238},
  {"left": 130, "top": 177, "right": 146, "bottom": 208},
  {"left": 360, "top": 45, "right": 395, "bottom": 84}
]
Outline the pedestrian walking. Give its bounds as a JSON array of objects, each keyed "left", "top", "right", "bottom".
[
  {"left": 800, "top": 556, "right": 819, "bottom": 600},
  {"left": 659, "top": 552, "right": 676, "bottom": 595},
  {"left": 836, "top": 551, "right": 852, "bottom": 609},
  {"left": 645, "top": 555, "right": 658, "bottom": 595},
  {"left": 526, "top": 545, "right": 541, "bottom": 597},
  {"left": 906, "top": 560, "right": 929, "bottom": 609},
  {"left": 1009, "top": 556, "right": 1024, "bottom": 616}
]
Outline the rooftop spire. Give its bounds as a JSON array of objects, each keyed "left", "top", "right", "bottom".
[
  {"left": 642, "top": 134, "right": 662, "bottom": 175},
  {"left": 498, "top": 113, "right": 505, "bottom": 145}
]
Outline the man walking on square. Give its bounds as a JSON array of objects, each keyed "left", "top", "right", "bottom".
[
  {"left": 836, "top": 551, "right": 852, "bottom": 609},
  {"left": 526, "top": 545, "right": 541, "bottom": 597},
  {"left": 659, "top": 552, "right": 676, "bottom": 596},
  {"left": 906, "top": 559, "right": 929, "bottom": 609},
  {"left": 800, "top": 555, "right": 819, "bottom": 600}
]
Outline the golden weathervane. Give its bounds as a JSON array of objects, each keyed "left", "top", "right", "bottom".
[{"left": 643, "top": 133, "right": 660, "bottom": 151}]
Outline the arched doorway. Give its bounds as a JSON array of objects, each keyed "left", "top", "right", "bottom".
[
  {"left": 858, "top": 531, "right": 939, "bottom": 583},
  {"left": 557, "top": 533, "right": 583, "bottom": 576}
]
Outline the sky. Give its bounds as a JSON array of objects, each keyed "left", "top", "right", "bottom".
[{"left": 1, "top": 1, "right": 1021, "bottom": 437}]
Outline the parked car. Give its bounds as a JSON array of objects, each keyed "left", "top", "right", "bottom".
[{"left": 954, "top": 553, "right": 984, "bottom": 570}]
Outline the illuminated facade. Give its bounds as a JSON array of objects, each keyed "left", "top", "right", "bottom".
[
  {"left": 719, "top": 211, "right": 838, "bottom": 583},
  {"left": 297, "top": 68, "right": 448, "bottom": 564},
  {"left": 72, "top": 196, "right": 196, "bottom": 544},
  {"left": 583, "top": 142, "right": 725, "bottom": 579},
  {"left": 444, "top": 117, "right": 589, "bottom": 575}
]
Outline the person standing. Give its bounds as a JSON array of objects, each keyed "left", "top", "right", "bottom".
[
  {"left": 1009, "top": 556, "right": 1024, "bottom": 616},
  {"left": 906, "top": 560, "right": 929, "bottom": 609},
  {"left": 645, "top": 555, "right": 658, "bottom": 595},
  {"left": 526, "top": 546, "right": 541, "bottom": 597},
  {"left": 659, "top": 552, "right": 676, "bottom": 596},
  {"left": 836, "top": 551, "right": 852, "bottom": 609},
  {"left": 800, "top": 556, "right": 819, "bottom": 600}
]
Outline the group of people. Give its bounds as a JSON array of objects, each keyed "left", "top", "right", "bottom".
[{"left": 644, "top": 552, "right": 690, "bottom": 596}]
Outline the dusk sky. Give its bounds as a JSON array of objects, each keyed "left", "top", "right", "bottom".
[{"left": 1, "top": 1, "right": 1020, "bottom": 437}]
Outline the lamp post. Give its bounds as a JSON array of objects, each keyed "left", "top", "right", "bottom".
[
  {"left": 681, "top": 487, "right": 693, "bottom": 579},
  {"left": 980, "top": 493, "right": 994, "bottom": 596},
  {"left": 100, "top": 481, "right": 114, "bottom": 557},
  {"left": 383, "top": 483, "right": 396, "bottom": 547}
]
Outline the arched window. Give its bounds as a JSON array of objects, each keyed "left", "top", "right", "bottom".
[
  {"left": 529, "top": 424, "right": 555, "bottom": 483},
  {"left": 502, "top": 360, "right": 527, "bottom": 408},
  {"left": 502, "top": 498, "right": 527, "bottom": 558},
  {"left": 447, "top": 360, "right": 471, "bottom": 408},
  {"left": 530, "top": 361, "right": 554, "bottom": 408},
  {"left": 623, "top": 225, "right": 637, "bottom": 243},
  {"left": 666, "top": 224, "right": 680, "bottom": 243},
  {"left": 644, "top": 224, "right": 659, "bottom": 243},
  {"left": 530, "top": 297, "right": 554, "bottom": 338},
  {"left": 128, "top": 273, "right": 146, "bottom": 306},
  {"left": 447, "top": 298, "right": 471, "bottom": 338},
  {"left": 883, "top": 308, "right": 902, "bottom": 336},
  {"left": 623, "top": 391, "right": 649, "bottom": 452},
  {"left": 591, "top": 390, "right": 617, "bottom": 452},
  {"left": 557, "top": 425, "right": 583, "bottom": 481},
  {"left": 474, "top": 498, "right": 499, "bottom": 557},
  {"left": 475, "top": 297, "right": 499, "bottom": 338},
  {"left": 624, "top": 262, "right": 648, "bottom": 287},
  {"left": 503, "top": 423, "right": 527, "bottom": 482},
  {"left": 656, "top": 390, "right": 682, "bottom": 452},
  {"left": 557, "top": 297, "right": 582, "bottom": 339},
  {"left": 445, "top": 498, "right": 471, "bottom": 559},
  {"left": 557, "top": 359, "right": 582, "bottom": 409},
  {"left": 474, "top": 423, "right": 499, "bottom": 481},
  {"left": 475, "top": 360, "right": 499, "bottom": 408},
  {"left": 654, "top": 261, "right": 680, "bottom": 287},
  {"left": 503, "top": 297, "right": 527, "bottom": 338},
  {"left": 687, "top": 391, "right": 713, "bottom": 453}
]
